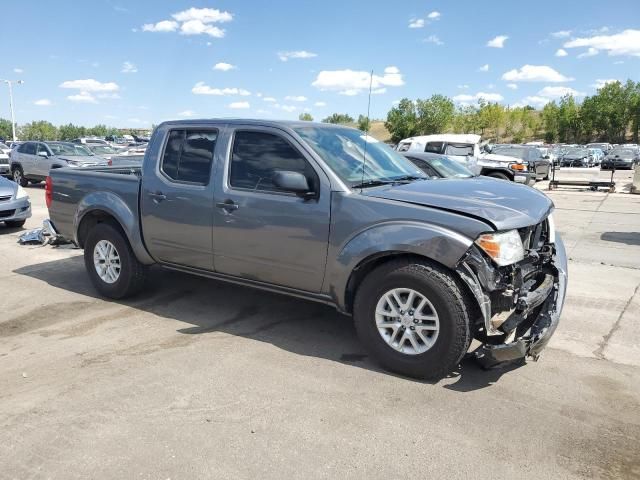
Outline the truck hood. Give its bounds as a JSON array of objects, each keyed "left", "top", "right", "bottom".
[
  {"left": 361, "top": 177, "right": 553, "bottom": 231},
  {"left": 480, "top": 152, "right": 525, "bottom": 164},
  {"left": 0, "top": 175, "right": 17, "bottom": 197}
]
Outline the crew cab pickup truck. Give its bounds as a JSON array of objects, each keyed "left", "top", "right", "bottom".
[{"left": 46, "top": 120, "right": 567, "bottom": 379}]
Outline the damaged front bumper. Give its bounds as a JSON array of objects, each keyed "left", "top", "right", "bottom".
[{"left": 456, "top": 235, "right": 568, "bottom": 366}]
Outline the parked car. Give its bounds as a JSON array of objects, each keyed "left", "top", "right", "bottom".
[
  {"left": 401, "top": 152, "right": 475, "bottom": 178},
  {"left": 86, "top": 144, "right": 142, "bottom": 167},
  {"left": 491, "top": 145, "right": 552, "bottom": 180},
  {"left": 0, "top": 142, "right": 10, "bottom": 176},
  {"left": 396, "top": 134, "right": 535, "bottom": 185},
  {"left": 46, "top": 120, "right": 567, "bottom": 379},
  {"left": 0, "top": 175, "right": 31, "bottom": 227},
  {"left": 72, "top": 137, "right": 110, "bottom": 146},
  {"left": 601, "top": 148, "right": 637, "bottom": 170},
  {"left": 560, "top": 147, "right": 593, "bottom": 167},
  {"left": 10, "top": 141, "right": 111, "bottom": 186},
  {"left": 587, "top": 142, "right": 612, "bottom": 153}
]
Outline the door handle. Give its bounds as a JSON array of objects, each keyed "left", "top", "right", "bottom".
[
  {"left": 148, "top": 191, "right": 167, "bottom": 202},
  {"left": 216, "top": 200, "right": 239, "bottom": 211}
]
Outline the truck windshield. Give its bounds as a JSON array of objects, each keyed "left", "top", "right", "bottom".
[{"left": 294, "top": 126, "right": 426, "bottom": 187}]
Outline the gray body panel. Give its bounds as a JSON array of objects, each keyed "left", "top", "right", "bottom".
[{"left": 48, "top": 119, "right": 554, "bottom": 312}]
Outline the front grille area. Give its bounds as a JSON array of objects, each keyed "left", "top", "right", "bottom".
[
  {"left": 0, "top": 209, "right": 16, "bottom": 218},
  {"left": 0, "top": 195, "right": 12, "bottom": 202},
  {"left": 0, "top": 158, "right": 9, "bottom": 165},
  {"left": 518, "top": 217, "right": 551, "bottom": 252}
]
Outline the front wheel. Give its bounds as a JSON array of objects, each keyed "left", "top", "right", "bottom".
[
  {"left": 84, "top": 223, "right": 148, "bottom": 299},
  {"left": 353, "top": 260, "right": 471, "bottom": 379},
  {"left": 12, "top": 166, "right": 28, "bottom": 187}
]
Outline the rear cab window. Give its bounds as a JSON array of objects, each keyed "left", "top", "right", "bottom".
[
  {"left": 424, "top": 142, "right": 444, "bottom": 154},
  {"left": 160, "top": 129, "right": 218, "bottom": 185}
]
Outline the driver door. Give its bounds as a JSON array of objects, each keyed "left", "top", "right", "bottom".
[{"left": 35, "top": 143, "right": 54, "bottom": 178}]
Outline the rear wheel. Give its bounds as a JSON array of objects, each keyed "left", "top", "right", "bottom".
[
  {"left": 11, "top": 166, "right": 28, "bottom": 187},
  {"left": 354, "top": 260, "right": 471, "bottom": 379},
  {"left": 84, "top": 223, "right": 148, "bottom": 299}
]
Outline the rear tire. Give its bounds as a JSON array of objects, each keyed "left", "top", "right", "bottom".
[
  {"left": 11, "top": 166, "right": 28, "bottom": 187},
  {"left": 353, "top": 259, "right": 471, "bottom": 379},
  {"left": 84, "top": 223, "right": 148, "bottom": 299}
]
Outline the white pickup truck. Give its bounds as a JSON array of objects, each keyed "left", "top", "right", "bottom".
[{"left": 396, "top": 134, "right": 535, "bottom": 185}]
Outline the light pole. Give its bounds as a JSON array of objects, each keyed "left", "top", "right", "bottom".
[{"left": 1, "top": 79, "right": 24, "bottom": 142}]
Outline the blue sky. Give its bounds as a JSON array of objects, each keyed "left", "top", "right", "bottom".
[{"left": 2, "top": 0, "right": 639, "bottom": 128}]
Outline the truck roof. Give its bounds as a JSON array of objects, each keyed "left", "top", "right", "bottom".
[{"left": 157, "top": 119, "right": 359, "bottom": 130}]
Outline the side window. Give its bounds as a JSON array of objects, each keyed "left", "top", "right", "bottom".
[
  {"left": 444, "top": 144, "right": 473, "bottom": 156},
  {"left": 397, "top": 142, "right": 411, "bottom": 152},
  {"left": 229, "top": 130, "right": 317, "bottom": 193},
  {"left": 424, "top": 142, "right": 444, "bottom": 154},
  {"left": 36, "top": 143, "right": 49, "bottom": 155},
  {"left": 160, "top": 129, "right": 217, "bottom": 185},
  {"left": 407, "top": 157, "right": 438, "bottom": 177},
  {"left": 24, "top": 142, "right": 36, "bottom": 155}
]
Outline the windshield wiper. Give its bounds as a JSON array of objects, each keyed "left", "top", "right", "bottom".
[
  {"left": 390, "top": 175, "right": 426, "bottom": 183},
  {"left": 351, "top": 179, "right": 395, "bottom": 189}
]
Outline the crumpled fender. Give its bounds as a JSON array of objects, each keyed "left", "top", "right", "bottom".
[
  {"left": 327, "top": 221, "right": 473, "bottom": 311},
  {"left": 74, "top": 190, "right": 155, "bottom": 265}
]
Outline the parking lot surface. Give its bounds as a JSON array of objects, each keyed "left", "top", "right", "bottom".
[{"left": 1, "top": 172, "right": 639, "bottom": 479}]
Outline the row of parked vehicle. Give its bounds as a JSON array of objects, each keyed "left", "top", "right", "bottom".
[
  {"left": 0, "top": 137, "right": 147, "bottom": 186},
  {"left": 552, "top": 143, "right": 640, "bottom": 170}
]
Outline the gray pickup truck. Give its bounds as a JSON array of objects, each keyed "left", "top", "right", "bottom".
[{"left": 47, "top": 120, "right": 567, "bottom": 379}]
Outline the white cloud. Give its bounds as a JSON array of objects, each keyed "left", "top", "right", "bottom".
[
  {"left": 314, "top": 101, "right": 326, "bottom": 107},
  {"left": 457, "top": 84, "right": 469, "bottom": 89},
  {"left": 97, "top": 93, "right": 121, "bottom": 100},
  {"left": 143, "top": 8, "right": 232, "bottom": 38},
  {"left": 312, "top": 66, "right": 404, "bottom": 95},
  {"left": 424, "top": 35, "right": 443, "bottom": 46},
  {"left": 514, "top": 96, "right": 549, "bottom": 108},
  {"left": 501, "top": 65, "right": 573, "bottom": 82},
  {"left": 487, "top": 35, "right": 508, "bottom": 48},
  {"left": 453, "top": 92, "right": 504, "bottom": 103},
  {"left": 409, "top": 18, "right": 424, "bottom": 29},
  {"left": 59, "top": 79, "right": 119, "bottom": 92},
  {"left": 577, "top": 47, "right": 598, "bottom": 58},
  {"left": 555, "top": 48, "right": 568, "bottom": 57},
  {"left": 67, "top": 92, "right": 97, "bottom": 103},
  {"left": 13, "top": 68, "right": 23, "bottom": 74},
  {"left": 228, "top": 101, "right": 250, "bottom": 109},
  {"left": 285, "top": 95, "right": 307, "bottom": 102},
  {"left": 551, "top": 30, "right": 572, "bottom": 38},
  {"left": 591, "top": 78, "right": 618, "bottom": 89},
  {"left": 121, "top": 61, "right": 137, "bottom": 73},
  {"left": 191, "top": 82, "right": 250, "bottom": 96},
  {"left": 178, "top": 110, "right": 196, "bottom": 117},
  {"left": 263, "top": 97, "right": 277, "bottom": 102},
  {"left": 427, "top": 11, "right": 440, "bottom": 19},
  {"left": 142, "top": 20, "right": 178, "bottom": 32},
  {"left": 34, "top": 99, "right": 51, "bottom": 106},
  {"left": 563, "top": 29, "right": 640, "bottom": 57},
  {"left": 478, "top": 64, "right": 490, "bottom": 72},
  {"left": 507, "top": 83, "right": 518, "bottom": 90},
  {"left": 276, "top": 104, "right": 297, "bottom": 112},
  {"left": 171, "top": 7, "right": 232, "bottom": 23},
  {"left": 372, "top": 88, "right": 387, "bottom": 95},
  {"left": 538, "top": 86, "right": 584, "bottom": 98},
  {"left": 213, "top": 62, "right": 236, "bottom": 71},
  {"left": 278, "top": 50, "right": 317, "bottom": 61}
]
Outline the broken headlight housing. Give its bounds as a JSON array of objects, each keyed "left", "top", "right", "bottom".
[{"left": 475, "top": 230, "right": 525, "bottom": 266}]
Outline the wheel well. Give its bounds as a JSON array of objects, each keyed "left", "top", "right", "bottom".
[
  {"left": 343, "top": 252, "right": 448, "bottom": 314},
  {"left": 77, "top": 210, "right": 126, "bottom": 248},
  {"left": 481, "top": 168, "right": 513, "bottom": 180}
]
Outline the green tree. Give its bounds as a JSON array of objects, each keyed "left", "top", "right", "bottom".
[
  {"left": 19, "top": 121, "right": 58, "bottom": 140},
  {"left": 357, "top": 114, "right": 371, "bottom": 132},
  {"left": 0, "top": 118, "right": 13, "bottom": 140},
  {"left": 415, "top": 94, "right": 454, "bottom": 135},
  {"left": 541, "top": 101, "right": 560, "bottom": 143},
  {"left": 298, "top": 113, "right": 314, "bottom": 121},
  {"left": 322, "top": 113, "right": 354, "bottom": 124},
  {"left": 88, "top": 124, "right": 108, "bottom": 137},
  {"left": 557, "top": 95, "right": 581, "bottom": 143},
  {"left": 478, "top": 102, "right": 505, "bottom": 142},
  {"left": 385, "top": 98, "right": 418, "bottom": 143}
]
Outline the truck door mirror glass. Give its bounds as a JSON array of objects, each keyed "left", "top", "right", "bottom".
[{"left": 272, "top": 171, "right": 311, "bottom": 195}]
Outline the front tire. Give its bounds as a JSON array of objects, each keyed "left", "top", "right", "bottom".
[
  {"left": 353, "top": 260, "right": 471, "bottom": 379},
  {"left": 84, "top": 223, "right": 148, "bottom": 299}
]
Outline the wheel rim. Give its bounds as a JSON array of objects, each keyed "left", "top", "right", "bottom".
[
  {"left": 93, "top": 240, "right": 121, "bottom": 284},
  {"left": 375, "top": 288, "right": 440, "bottom": 355},
  {"left": 13, "top": 170, "right": 21, "bottom": 183}
]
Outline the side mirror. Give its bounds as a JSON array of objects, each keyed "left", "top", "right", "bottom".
[
  {"left": 272, "top": 171, "right": 312, "bottom": 196},
  {"left": 543, "top": 155, "right": 550, "bottom": 159},
  {"left": 37, "top": 151, "right": 49, "bottom": 158}
]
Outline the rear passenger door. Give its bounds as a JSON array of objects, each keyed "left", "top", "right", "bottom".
[
  {"left": 212, "top": 126, "right": 331, "bottom": 292},
  {"left": 17, "top": 142, "right": 37, "bottom": 175},
  {"left": 140, "top": 127, "right": 219, "bottom": 270}
]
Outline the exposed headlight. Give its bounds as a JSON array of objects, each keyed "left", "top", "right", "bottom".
[
  {"left": 475, "top": 230, "right": 525, "bottom": 266},
  {"left": 15, "top": 185, "right": 28, "bottom": 200}
]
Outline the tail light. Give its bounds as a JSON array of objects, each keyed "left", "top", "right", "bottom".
[
  {"left": 107, "top": 159, "right": 113, "bottom": 166},
  {"left": 45, "top": 176, "right": 53, "bottom": 209}
]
